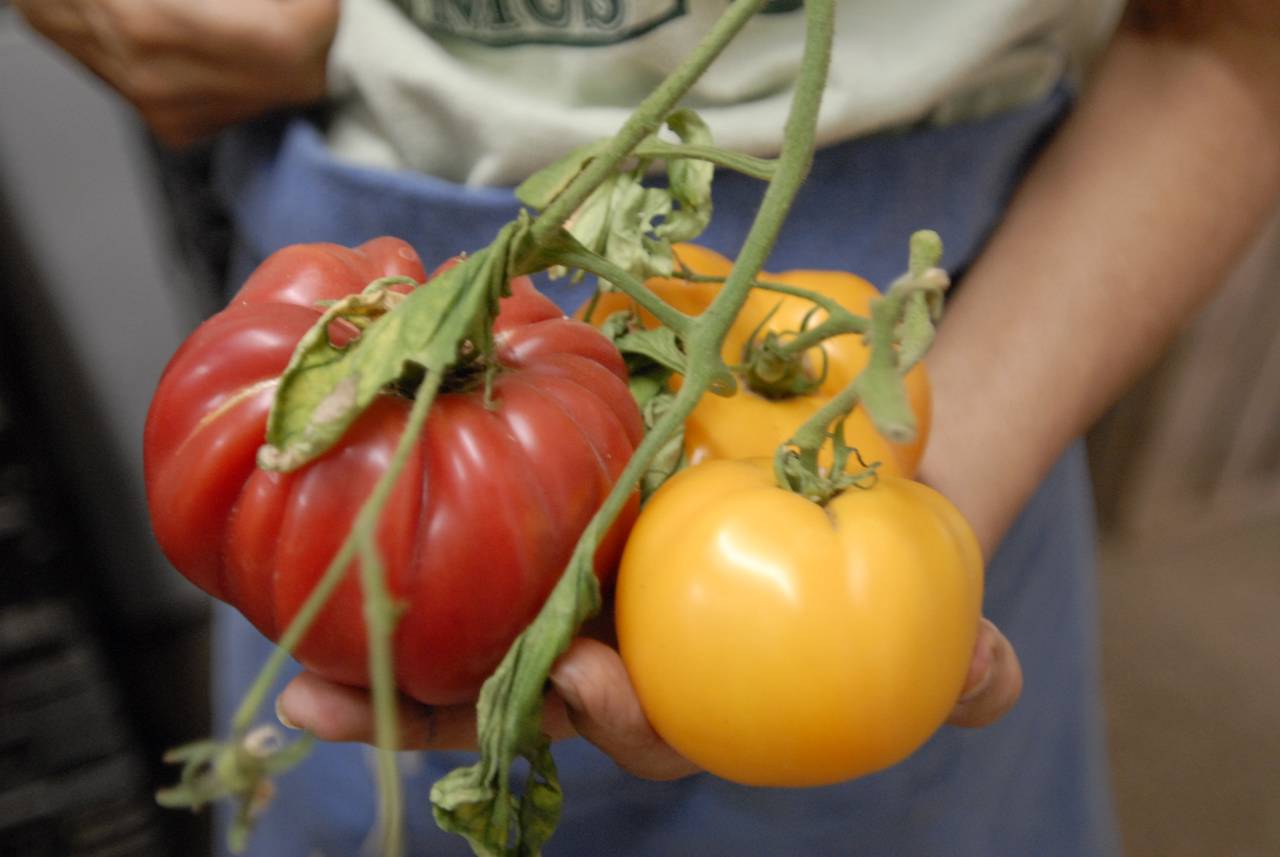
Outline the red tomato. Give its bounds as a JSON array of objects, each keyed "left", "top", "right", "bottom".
[{"left": 144, "top": 238, "right": 644, "bottom": 705}]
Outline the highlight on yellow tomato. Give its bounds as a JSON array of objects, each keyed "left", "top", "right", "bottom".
[
  {"left": 615, "top": 458, "right": 983, "bottom": 787},
  {"left": 580, "top": 245, "right": 932, "bottom": 477}
]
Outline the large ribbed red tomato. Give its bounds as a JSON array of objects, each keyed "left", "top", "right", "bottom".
[{"left": 144, "top": 237, "right": 643, "bottom": 705}]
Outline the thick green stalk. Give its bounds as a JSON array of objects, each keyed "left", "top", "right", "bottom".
[
  {"left": 680, "top": 0, "right": 835, "bottom": 374},
  {"left": 561, "top": 0, "right": 837, "bottom": 713},
  {"left": 564, "top": 0, "right": 838, "bottom": 568},
  {"left": 555, "top": 0, "right": 837, "bottom": 571},
  {"left": 437, "top": 4, "right": 840, "bottom": 851}
]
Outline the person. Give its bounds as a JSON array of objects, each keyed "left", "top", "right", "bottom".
[{"left": 14, "top": 0, "right": 1280, "bottom": 854}]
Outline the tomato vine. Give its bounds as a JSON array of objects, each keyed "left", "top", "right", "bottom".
[{"left": 154, "top": 0, "right": 954, "bottom": 853}]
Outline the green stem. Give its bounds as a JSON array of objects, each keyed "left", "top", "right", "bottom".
[
  {"left": 529, "top": 0, "right": 771, "bottom": 246},
  {"left": 751, "top": 277, "right": 855, "bottom": 314},
  {"left": 439, "top": 4, "right": 839, "bottom": 850},
  {"left": 681, "top": 0, "right": 834, "bottom": 372},
  {"left": 785, "top": 378, "right": 864, "bottom": 475},
  {"left": 776, "top": 230, "right": 947, "bottom": 481},
  {"left": 556, "top": 247, "right": 693, "bottom": 336},
  {"left": 233, "top": 369, "right": 445, "bottom": 852},
  {"left": 631, "top": 140, "right": 777, "bottom": 180},
  {"left": 564, "top": 0, "right": 836, "bottom": 500},
  {"left": 780, "top": 293, "right": 916, "bottom": 489},
  {"left": 231, "top": 369, "right": 444, "bottom": 739},
  {"left": 684, "top": 275, "right": 871, "bottom": 355},
  {"left": 768, "top": 313, "right": 863, "bottom": 356},
  {"left": 359, "top": 542, "right": 405, "bottom": 857},
  {"left": 569, "top": 0, "right": 837, "bottom": 706}
]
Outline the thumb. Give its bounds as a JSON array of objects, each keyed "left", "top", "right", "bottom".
[
  {"left": 549, "top": 638, "right": 699, "bottom": 781},
  {"left": 946, "top": 618, "right": 1023, "bottom": 728}
]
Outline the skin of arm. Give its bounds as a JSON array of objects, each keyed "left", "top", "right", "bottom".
[{"left": 919, "top": 1, "right": 1280, "bottom": 557}]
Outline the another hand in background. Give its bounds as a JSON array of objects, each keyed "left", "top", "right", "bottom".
[{"left": 12, "top": 0, "right": 339, "bottom": 147}]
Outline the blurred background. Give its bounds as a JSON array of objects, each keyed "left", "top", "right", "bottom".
[{"left": 1, "top": 8, "right": 1277, "bottom": 857}]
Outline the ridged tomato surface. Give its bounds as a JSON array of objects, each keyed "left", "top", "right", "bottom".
[{"left": 145, "top": 238, "right": 643, "bottom": 704}]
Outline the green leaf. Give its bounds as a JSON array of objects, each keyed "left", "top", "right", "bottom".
[
  {"left": 431, "top": 541, "right": 601, "bottom": 857},
  {"left": 431, "top": 764, "right": 511, "bottom": 857},
  {"left": 660, "top": 109, "right": 715, "bottom": 243},
  {"left": 515, "top": 140, "right": 611, "bottom": 210},
  {"left": 515, "top": 740, "right": 562, "bottom": 857},
  {"left": 542, "top": 110, "right": 721, "bottom": 287},
  {"left": 594, "top": 310, "right": 682, "bottom": 409},
  {"left": 259, "top": 250, "right": 496, "bottom": 472},
  {"left": 604, "top": 179, "right": 674, "bottom": 280},
  {"left": 639, "top": 391, "right": 686, "bottom": 500},
  {"left": 563, "top": 173, "right": 621, "bottom": 263},
  {"left": 613, "top": 325, "right": 687, "bottom": 377},
  {"left": 627, "top": 373, "right": 668, "bottom": 411}
]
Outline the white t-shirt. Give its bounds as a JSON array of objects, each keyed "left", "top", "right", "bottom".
[{"left": 325, "top": 0, "right": 1122, "bottom": 187}]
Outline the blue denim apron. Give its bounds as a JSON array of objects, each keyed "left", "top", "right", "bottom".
[{"left": 209, "top": 84, "right": 1119, "bottom": 857}]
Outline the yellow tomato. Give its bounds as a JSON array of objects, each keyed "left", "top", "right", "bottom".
[
  {"left": 581, "top": 245, "right": 931, "bottom": 477},
  {"left": 615, "top": 458, "right": 983, "bottom": 787}
]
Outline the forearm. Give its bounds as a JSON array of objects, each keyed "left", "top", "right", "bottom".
[{"left": 919, "top": 8, "right": 1280, "bottom": 557}]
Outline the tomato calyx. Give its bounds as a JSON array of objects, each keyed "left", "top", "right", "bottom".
[
  {"left": 737, "top": 326, "right": 827, "bottom": 399},
  {"left": 774, "top": 419, "right": 878, "bottom": 505},
  {"left": 156, "top": 727, "right": 315, "bottom": 852}
]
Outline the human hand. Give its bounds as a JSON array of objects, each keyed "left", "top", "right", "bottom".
[
  {"left": 12, "top": 0, "right": 339, "bottom": 147},
  {"left": 275, "top": 620, "right": 1021, "bottom": 781}
]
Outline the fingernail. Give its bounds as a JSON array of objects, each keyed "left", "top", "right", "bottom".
[
  {"left": 275, "top": 694, "right": 301, "bottom": 731},
  {"left": 958, "top": 640, "right": 995, "bottom": 703}
]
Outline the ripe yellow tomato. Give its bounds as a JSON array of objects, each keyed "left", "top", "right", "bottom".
[
  {"left": 582, "top": 245, "right": 931, "bottom": 477},
  {"left": 615, "top": 458, "right": 983, "bottom": 787}
]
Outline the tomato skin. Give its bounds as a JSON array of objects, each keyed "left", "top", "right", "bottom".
[
  {"left": 145, "top": 238, "right": 643, "bottom": 705},
  {"left": 582, "top": 245, "right": 931, "bottom": 477},
  {"left": 615, "top": 458, "right": 982, "bottom": 787}
]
